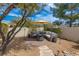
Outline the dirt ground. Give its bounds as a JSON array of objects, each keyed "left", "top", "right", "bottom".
[{"left": 0, "top": 37, "right": 79, "bottom": 56}]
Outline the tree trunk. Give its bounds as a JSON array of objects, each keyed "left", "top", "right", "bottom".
[
  {"left": 0, "top": 4, "right": 15, "bottom": 55},
  {"left": 0, "top": 5, "right": 28, "bottom": 55},
  {"left": 0, "top": 4, "right": 15, "bottom": 21},
  {"left": 0, "top": 4, "right": 30, "bottom": 55},
  {"left": 0, "top": 4, "right": 15, "bottom": 46},
  {"left": 69, "top": 20, "right": 73, "bottom": 27},
  {"left": 69, "top": 5, "right": 73, "bottom": 27},
  {"left": 0, "top": 22, "right": 5, "bottom": 46}
]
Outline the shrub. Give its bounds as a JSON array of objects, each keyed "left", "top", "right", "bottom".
[
  {"left": 1, "top": 23, "right": 8, "bottom": 34},
  {"left": 0, "top": 23, "right": 8, "bottom": 38},
  {"left": 44, "top": 27, "right": 62, "bottom": 35},
  {"left": 51, "top": 28, "right": 62, "bottom": 34}
]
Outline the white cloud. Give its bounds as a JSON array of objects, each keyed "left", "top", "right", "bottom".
[
  {"left": 8, "top": 13, "right": 22, "bottom": 18},
  {"left": 36, "top": 14, "right": 59, "bottom": 22},
  {"left": 2, "top": 20, "right": 10, "bottom": 23},
  {"left": 48, "top": 3, "right": 55, "bottom": 8},
  {"left": 35, "top": 14, "right": 42, "bottom": 17}
]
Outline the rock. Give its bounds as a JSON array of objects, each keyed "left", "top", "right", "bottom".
[{"left": 62, "top": 51, "right": 72, "bottom": 56}]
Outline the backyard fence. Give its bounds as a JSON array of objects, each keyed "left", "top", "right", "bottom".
[{"left": 60, "top": 26, "right": 79, "bottom": 43}]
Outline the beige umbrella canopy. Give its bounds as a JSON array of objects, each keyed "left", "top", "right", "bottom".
[
  {"left": 31, "top": 20, "right": 48, "bottom": 31},
  {"left": 32, "top": 20, "right": 48, "bottom": 24}
]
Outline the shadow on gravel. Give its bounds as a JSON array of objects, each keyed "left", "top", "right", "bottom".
[
  {"left": 72, "top": 44, "right": 79, "bottom": 50},
  {"left": 25, "top": 37, "right": 38, "bottom": 41},
  {"left": 4, "top": 37, "right": 38, "bottom": 55}
]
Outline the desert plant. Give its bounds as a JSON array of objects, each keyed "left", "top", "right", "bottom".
[
  {"left": 51, "top": 28, "right": 62, "bottom": 35},
  {"left": 0, "top": 3, "right": 45, "bottom": 55},
  {"left": 1, "top": 23, "right": 8, "bottom": 34},
  {"left": 45, "top": 27, "right": 62, "bottom": 35}
]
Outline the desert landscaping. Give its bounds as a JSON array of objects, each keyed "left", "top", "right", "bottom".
[
  {"left": 0, "top": 37, "right": 79, "bottom": 56},
  {"left": 0, "top": 3, "right": 79, "bottom": 56}
]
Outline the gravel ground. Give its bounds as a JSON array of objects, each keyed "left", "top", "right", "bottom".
[{"left": 0, "top": 37, "right": 79, "bottom": 56}]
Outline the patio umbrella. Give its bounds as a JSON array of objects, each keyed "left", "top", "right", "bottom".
[
  {"left": 32, "top": 20, "right": 48, "bottom": 24},
  {"left": 31, "top": 20, "right": 48, "bottom": 31}
]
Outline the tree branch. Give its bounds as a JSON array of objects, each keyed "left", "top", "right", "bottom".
[
  {"left": 0, "top": 22, "right": 5, "bottom": 45},
  {"left": 0, "top": 4, "right": 15, "bottom": 46}
]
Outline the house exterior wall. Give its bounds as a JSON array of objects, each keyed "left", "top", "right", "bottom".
[{"left": 9, "top": 27, "right": 30, "bottom": 37}]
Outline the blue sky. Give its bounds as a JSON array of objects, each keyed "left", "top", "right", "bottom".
[{"left": 0, "top": 3, "right": 59, "bottom": 23}]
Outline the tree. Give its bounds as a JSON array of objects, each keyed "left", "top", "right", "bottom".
[
  {"left": 23, "top": 19, "right": 33, "bottom": 28},
  {"left": 11, "top": 18, "right": 33, "bottom": 28},
  {"left": 53, "top": 3, "right": 79, "bottom": 27},
  {"left": 53, "top": 20, "right": 62, "bottom": 26},
  {"left": 0, "top": 3, "right": 43, "bottom": 55}
]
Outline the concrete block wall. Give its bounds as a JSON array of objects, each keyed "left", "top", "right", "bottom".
[{"left": 60, "top": 26, "right": 79, "bottom": 43}]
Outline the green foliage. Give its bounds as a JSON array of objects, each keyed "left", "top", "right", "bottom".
[
  {"left": 53, "top": 20, "right": 62, "bottom": 26},
  {"left": 50, "top": 28, "right": 62, "bottom": 34},
  {"left": 10, "top": 3, "right": 45, "bottom": 28},
  {"left": 53, "top": 3, "right": 79, "bottom": 19},
  {"left": 15, "top": 3, "right": 42, "bottom": 16},
  {"left": 53, "top": 3, "right": 79, "bottom": 27},
  {"left": 44, "top": 22, "right": 62, "bottom": 34},
  {"left": 1, "top": 23, "right": 8, "bottom": 34},
  {"left": 44, "top": 27, "right": 62, "bottom": 35},
  {"left": 23, "top": 19, "right": 33, "bottom": 28}
]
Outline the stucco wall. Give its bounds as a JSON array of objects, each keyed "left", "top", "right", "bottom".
[
  {"left": 60, "top": 26, "right": 79, "bottom": 43},
  {"left": 36, "top": 27, "right": 44, "bottom": 31},
  {"left": 8, "top": 27, "right": 44, "bottom": 38},
  {"left": 9, "top": 27, "right": 30, "bottom": 37}
]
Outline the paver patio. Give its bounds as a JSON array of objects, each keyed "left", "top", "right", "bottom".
[{"left": 38, "top": 45, "right": 54, "bottom": 56}]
